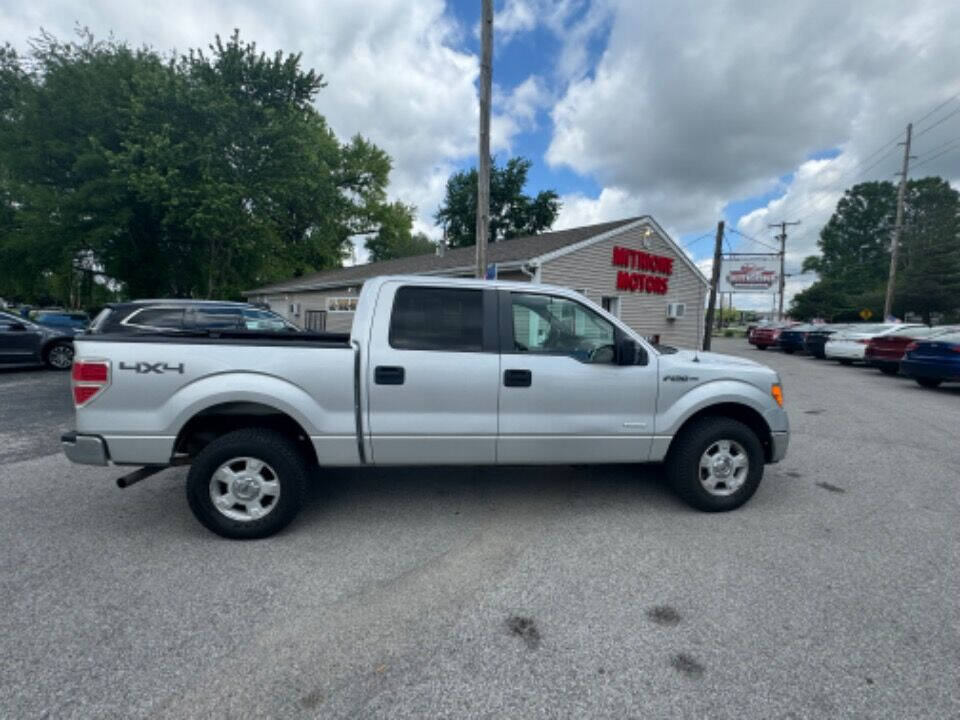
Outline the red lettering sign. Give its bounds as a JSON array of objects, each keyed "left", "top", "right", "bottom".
[{"left": 612, "top": 245, "right": 672, "bottom": 294}]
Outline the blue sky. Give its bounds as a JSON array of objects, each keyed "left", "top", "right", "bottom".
[{"left": 3, "top": 0, "right": 959, "bottom": 305}]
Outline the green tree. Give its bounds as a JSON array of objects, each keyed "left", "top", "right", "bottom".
[
  {"left": 435, "top": 156, "right": 560, "bottom": 247},
  {"left": 790, "top": 178, "right": 960, "bottom": 321},
  {"left": 895, "top": 177, "right": 960, "bottom": 323},
  {"left": 0, "top": 29, "right": 411, "bottom": 304},
  {"left": 364, "top": 201, "right": 436, "bottom": 262}
]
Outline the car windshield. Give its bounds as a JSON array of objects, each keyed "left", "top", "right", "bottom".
[{"left": 242, "top": 308, "right": 299, "bottom": 331}]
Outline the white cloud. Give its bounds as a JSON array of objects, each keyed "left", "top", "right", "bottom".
[
  {"left": 1, "top": 0, "right": 480, "bottom": 236},
  {"left": 547, "top": 0, "right": 960, "bottom": 240}
]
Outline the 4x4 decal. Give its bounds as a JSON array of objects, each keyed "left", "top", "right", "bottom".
[{"left": 119, "top": 362, "right": 185, "bottom": 375}]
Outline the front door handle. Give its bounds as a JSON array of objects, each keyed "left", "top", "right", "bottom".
[
  {"left": 375, "top": 365, "right": 405, "bottom": 385},
  {"left": 503, "top": 369, "right": 532, "bottom": 387}
]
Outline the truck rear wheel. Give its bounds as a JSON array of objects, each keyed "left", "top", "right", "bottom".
[
  {"left": 667, "top": 417, "right": 764, "bottom": 512},
  {"left": 186, "top": 428, "right": 309, "bottom": 539}
]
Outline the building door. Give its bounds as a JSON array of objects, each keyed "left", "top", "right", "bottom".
[
  {"left": 365, "top": 283, "right": 500, "bottom": 464},
  {"left": 304, "top": 310, "right": 327, "bottom": 331},
  {"left": 497, "top": 290, "right": 658, "bottom": 464}
]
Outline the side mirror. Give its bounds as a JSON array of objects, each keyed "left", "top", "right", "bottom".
[{"left": 616, "top": 338, "right": 638, "bottom": 365}]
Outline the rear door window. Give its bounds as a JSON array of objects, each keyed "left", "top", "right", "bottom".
[
  {"left": 389, "top": 286, "right": 483, "bottom": 351},
  {"left": 124, "top": 307, "right": 185, "bottom": 330},
  {"left": 193, "top": 308, "right": 243, "bottom": 330}
]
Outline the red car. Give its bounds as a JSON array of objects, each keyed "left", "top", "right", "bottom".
[
  {"left": 749, "top": 323, "right": 794, "bottom": 350},
  {"left": 864, "top": 325, "right": 960, "bottom": 374}
]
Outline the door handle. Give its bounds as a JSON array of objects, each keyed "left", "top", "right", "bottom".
[
  {"left": 374, "top": 365, "right": 405, "bottom": 385},
  {"left": 503, "top": 369, "right": 532, "bottom": 387}
]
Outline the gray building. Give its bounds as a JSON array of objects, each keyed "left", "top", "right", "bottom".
[{"left": 244, "top": 216, "right": 709, "bottom": 348}]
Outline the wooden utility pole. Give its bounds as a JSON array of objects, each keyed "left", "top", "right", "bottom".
[
  {"left": 703, "top": 220, "right": 724, "bottom": 351},
  {"left": 770, "top": 220, "right": 800, "bottom": 321},
  {"left": 884, "top": 123, "right": 913, "bottom": 319},
  {"left": 476, "top": 0, "right": 493, "bottom": 278}
]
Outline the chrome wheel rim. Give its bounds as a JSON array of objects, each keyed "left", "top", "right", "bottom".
[
  {"left": 49, "top": 344, "right": 73, "bottom": 368},
  {"left": 209, "top": 457, "right": 281, "bottom": 522},
  {"left": 699, "top": 439, "right": 749, "bottom": 496}
]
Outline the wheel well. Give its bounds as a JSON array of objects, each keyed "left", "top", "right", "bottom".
[
  {"left": 174, "top": 402, "right": 318, "bottom": 466},
  {"left": 670, "top": 403, "right": 774, "bottom": 462}
]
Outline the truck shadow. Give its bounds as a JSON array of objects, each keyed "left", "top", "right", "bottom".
[{"left": 296, "top": 463, "right": 680, "bottom": 527}]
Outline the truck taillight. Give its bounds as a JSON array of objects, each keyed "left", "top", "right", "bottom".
[{"left": 71, "top": 360, "right": 110, "bottom": 407}]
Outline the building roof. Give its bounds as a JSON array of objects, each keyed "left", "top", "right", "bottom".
[{"left": 244, "top": 217, "right": 644, "bottom": 296}]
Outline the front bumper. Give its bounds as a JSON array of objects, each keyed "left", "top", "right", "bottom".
[
  {"left": 770, "top": 431, "right": 789, "bottom": 463},
  {"left": 61, "top": 432, "right": 109, "bottom": 466}
]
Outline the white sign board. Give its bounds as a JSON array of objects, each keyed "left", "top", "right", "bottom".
[
  {"left": 720, "top": 255, "right": 779, "bottom": 294},
  {"left": 326, "top": 296, "right": 359, "bottom": 313}
]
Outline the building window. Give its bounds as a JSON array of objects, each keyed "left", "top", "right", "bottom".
[
  {"left": 389, "top": 286, "right": 483, "bottom": 352},
  {"left": 304, "top": 310, "right": 327, "bottom": 332},
  {"left": 601, "top": 296, "right": 620, "bottom": 318}
]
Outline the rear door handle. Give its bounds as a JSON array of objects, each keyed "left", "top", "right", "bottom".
[
  {"left": 504, "top": 369, "right": 532, "bottom": 387},
  {"left": 374, "top": 365, "right": 405, "bottom": 385}
]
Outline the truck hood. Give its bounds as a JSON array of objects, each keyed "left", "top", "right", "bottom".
[{"left": 663, "top": 349, "right": 766, "bottom": 370}]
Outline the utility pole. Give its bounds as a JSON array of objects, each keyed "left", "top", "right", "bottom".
[
  {"left": 770, "top": 220, "right": 800, "bottom": 321},
  {"left": 883, "top": 123, "right": 913, "bottom": 319},
  {"left": 476, "top": 0, "right": 493, "bottom": 278},
  {"left": 703, "top": 220, "right": 724, "bottom": 351}
]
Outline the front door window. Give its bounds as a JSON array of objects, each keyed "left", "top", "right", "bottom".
[{"left": 511, "top": 293, "right": 616, "bottom": 364}]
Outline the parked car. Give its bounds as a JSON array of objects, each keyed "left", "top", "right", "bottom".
[
  {"left": 749, "top": 322, "right": 793, "bottom": 350},
  {"left": 0, "top": 310, "right": 76, "bottom": 369},
  {"left": 776, "top": 323, "right": 821, "bottom": 354},
  {"left": 802, "top": 324, "right": 852, "bottom": 359},
  {"left": 63, "top": 275, "right": 789, "bottom": 539},
  {"left": 864, "top": 325, "right": 959, "bottom": 375},
  {"left": 900, "top": 331, "right": 960, "bottom": 388},
  {"left": 30, "top": 309, "right": 90, "bottom": 335},
  {"left": 824, "top": 324, "right": 924, "bottom": 364},
  {"left": 89, "top": 300, "right": 299, "bottom": 334}
]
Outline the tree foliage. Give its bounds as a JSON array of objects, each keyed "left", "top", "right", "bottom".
[
  {"left": 790, "top": 179, "right": 960, "bottom": 322},
  {"left": 0, "top": 29, "right": 411, "bottom": 304},
  {"left": 435, "top": 156, "right": 560, "bottom": 248},
  {"left": 363, "top": 201, "right": 436, "bottom": 262}
]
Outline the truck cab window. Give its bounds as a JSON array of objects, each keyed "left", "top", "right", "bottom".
[
  {"left": 511, "top": 293, "right": 616, "bottom": 363},
  {"left": 389, "top": 286, "right": 483, "bottom": 351}
]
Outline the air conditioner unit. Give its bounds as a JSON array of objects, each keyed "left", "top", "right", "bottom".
[
  {"left": 666, "top": 302, "right": 686, "bottom": 320},
  {"left": 288, "top": 302, "right": 301, "bottom": 316}
]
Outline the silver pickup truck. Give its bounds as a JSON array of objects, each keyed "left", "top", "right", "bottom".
[{"left": 63, "top": 276, "right": 788, "bottom": 539}]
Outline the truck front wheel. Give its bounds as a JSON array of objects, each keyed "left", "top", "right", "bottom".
[
  {"left": 186, "top": 428, "right": 309, "bottom": 539},
  {"left": 667, "top": 417, "right": 764, "bottom": 512}
]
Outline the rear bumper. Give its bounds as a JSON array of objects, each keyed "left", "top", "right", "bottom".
[
  {"left": 61, "top": 432, "right": 109, "bottom": 466},
  {"left": 770, "top": 431, "right": 789, "bottom": 463},
  {"left": 825, "top": 343, "right": 865, "bottom": 360}
]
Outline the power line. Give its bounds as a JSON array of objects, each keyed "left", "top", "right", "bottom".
[
  {"left": 682, "top": 231, "right": 714, "bottom": 249},
  {"left": 912, "top": 104, "right": 960, "bottom": 141},
  {"left": 914, "top": 90, "right": 960, "bottom": 131},
  {"left": 912, "top": 134, "right": 960, "bottom": 161},
  {"left": 911, "top": 141, "right": 960, "bottom": 171},
  {"left": 726, "top": 227, "right": 781, "bottom": 253}
]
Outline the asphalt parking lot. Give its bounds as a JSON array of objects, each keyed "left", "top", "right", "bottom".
[{"left": 1, "top": 338, "right": 958, "bottom": 719}]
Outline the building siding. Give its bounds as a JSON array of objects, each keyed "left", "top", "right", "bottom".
[{"left": 538, "top": 222, "right": 707, "bottom": 349}]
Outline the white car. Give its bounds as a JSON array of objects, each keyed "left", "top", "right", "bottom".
[{"left": 824, "top": 323, "right": 924, "bottom": 364}]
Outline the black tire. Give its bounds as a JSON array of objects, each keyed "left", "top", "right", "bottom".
[
  {"left": 186, "top": 428, "right": 309, "bottom": 539},
  {"left": 756, "top": 345, "right": 767, "bottom": 351},
  {"left": 43, "top": 340, "right": 74, "bottom": 370},
  {"left": 879, "top": 365, "right": 899, "bottom": 376},
  {"left": 782, "top": 348, "right": 794, "bottom": 354},
  {"left": 916, "top": 378, "right": 942, "bottom": 389},
  {"left": 838, "top": 359, "right": 854, "bottom": 365},
  {"left": 666, "top": 416, "right": 764, "bottom": 512}
]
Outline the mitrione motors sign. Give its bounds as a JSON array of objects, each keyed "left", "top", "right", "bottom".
[
  {"left": 612, "top": 245, "right": 674, "bottom": 294},
  {"left": 719, "top": 255, "right": 779, "bottom": 294}
]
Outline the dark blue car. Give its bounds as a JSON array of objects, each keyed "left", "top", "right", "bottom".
[
  {"left": 900, "top": 331, "right": 960, "bottom": 388},
  {"left": 777, "top": 323, "right": 819, "bottom": 354},
  {"left": 30, "top": 310, "right": 90, "bottom": 335}
]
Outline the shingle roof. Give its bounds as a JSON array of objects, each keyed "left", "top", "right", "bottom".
[{"left": 243, "top": 217, "right": 643, "bottom": 295}]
